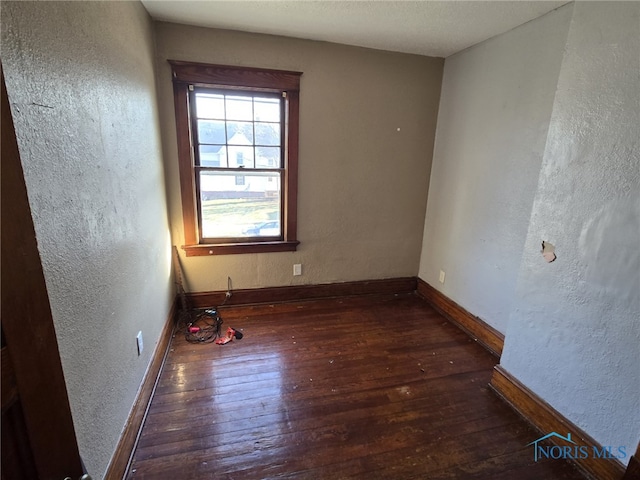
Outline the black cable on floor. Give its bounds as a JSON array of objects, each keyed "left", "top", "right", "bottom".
[{"left": 182, "top": 309, "right": 222, "bottom": 343}]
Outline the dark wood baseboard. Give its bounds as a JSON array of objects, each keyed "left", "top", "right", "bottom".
[
  {"left": 416, "top": 278, "right": 504, "bottom": 357},
  {"left": 622, "top": 452, "right": 640, "bottom": 480},
  {"left": 186, "top": 277, "right": 418, "bottom": 309},
  {"left": 490, "top": 365, "right": 626, "bottom": 480},
  {"left": 104, "top": 297, "right": 177, "bottom": 480}
]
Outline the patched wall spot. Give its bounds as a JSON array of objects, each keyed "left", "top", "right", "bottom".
[{"left": 541, "top": 241, "right": 556, "bottom": 263}]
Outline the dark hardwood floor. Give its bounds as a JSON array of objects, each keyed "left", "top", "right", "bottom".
[{"left": 128, "top": 293, "right": 584, "bottom": 479}]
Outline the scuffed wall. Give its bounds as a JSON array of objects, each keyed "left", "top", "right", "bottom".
[
  {"left": 418, "top": 4, "right": 573, "bottom": 333},
  {"left": 154, "top": 23, "right": 443, "bottom": 292},
  {"left": 419, "top": 0, "right": 639, "bottom": 464},
  {"left": 1, "top": 1, "right": 173, "bottom": 477},
  {"left": 501, "top": 1, "right": 640, "bottom": 461}
]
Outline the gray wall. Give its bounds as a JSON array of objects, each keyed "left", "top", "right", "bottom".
[
  {"left": 418, "top": 4, "right": 573, "bottom": 333},
  {"left": 501, "top": 1, "right": 640, "bottom": 461},
  {"left": 420, "top": 1, "right": 640, "bottom": 462},
  {"left": 1, "top": 2, "right": 173, "bottom": 477},
  {"left": 154, "top": 23, "right": 443, "bottom": 292}
]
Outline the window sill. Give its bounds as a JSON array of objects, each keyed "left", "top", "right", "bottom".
[{"left": 183, "top": 241, "right": 299, "bottom": 256}]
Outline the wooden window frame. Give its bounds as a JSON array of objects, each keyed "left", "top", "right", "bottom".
[{"left": 170, "top": 60, "right": 302, "bottom": 256}]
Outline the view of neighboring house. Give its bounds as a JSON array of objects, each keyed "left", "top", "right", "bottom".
[{"left": 200, "top": 132, "right": 280, "bottom": 199}]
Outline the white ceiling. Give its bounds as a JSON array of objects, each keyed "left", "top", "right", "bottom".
[{"left": 141, "top": 0, "right": 569, "bottom": 58}]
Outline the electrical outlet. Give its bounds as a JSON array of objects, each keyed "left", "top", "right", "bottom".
[
  {"left": 136, "top": 331, "right": 144, "bottom": 356},
  {"left": 439, "top": 270, "right": 446, "bottom": 284},
  {"left": 293, "top": 263, "right": 302, "bottom": 276}
]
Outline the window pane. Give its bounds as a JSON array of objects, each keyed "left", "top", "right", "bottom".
[
  {"left": 199, "top": 171, "right": 281, "bottom": 239},
  {"left": 197, "top": 120, "right": 226, "bottom": 144},
  {"left": 225, "top": 95, "right": 253, "bottom": 121},
  {"left": 254, "top": 97, "right": 280, "bottom": 122},
  {"left": 256, "top": 147, "right": 281, "bottom": 168},
  {"left": 255, "top": 122, "right": 280, "bottom": 146},
  {"left": 199, "top": 145, "right": 226, "bottom": 167},
  {"left": 255, "top": 147, "right": 281, "bottom": 168},
  {"left": 228, "top": 146, "right": 254, "bottom": 168},
  {"left": 226, "top": 122, "right": 253, "bottom": 144},
  {"left": 195, "top": 93, "right": 225, "bottom": 119}
]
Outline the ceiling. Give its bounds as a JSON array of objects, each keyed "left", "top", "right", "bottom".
[{"left": 141, "top": 1, "right": 569, "bottom": 58}]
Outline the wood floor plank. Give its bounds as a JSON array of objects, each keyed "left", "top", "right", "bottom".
[
  {"left": 142, "top": 370, "right": 491, "bottom": 438},
  {"left": 127, "top": 294, "right": 584, "bottom": 480},
  {"left": 135, "top": 384, "right": 505, "bottom": 459}
]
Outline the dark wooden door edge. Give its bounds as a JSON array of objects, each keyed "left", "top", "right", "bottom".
[
  {"left": 104, "top": 297, "right": 177, "bottom": 480},
  {"left": 415, "top": 278, "right": 504, "bottom": 358},
  {"left": 186, "top": 277, "right": 418, "bottom": 309},
  {"left": 2, "top": 64, "right": 85, "bottom": 478},
  {"left": 490, "top": 365, "right": 626, "bottom": 480}
]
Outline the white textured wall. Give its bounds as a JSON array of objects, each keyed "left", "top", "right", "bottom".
[
  {"left": 155, "top": 23, "right": 443, "bottom": 292},
  {"left": 501, "top": 1, "right": 640, "bottom": 461},
  {"left": 420, "top": 0, "right": 639, "bottom": 462},
  {"left": 418, "top": 4, "right": 573, "bottom": 333},
  {"left": 1, "top": 2, "right": 173, "bottom": 477}
]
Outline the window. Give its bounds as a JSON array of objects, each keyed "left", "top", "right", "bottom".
[{"left": 170, "top": 61, "right": 302, "bottom": 256}]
